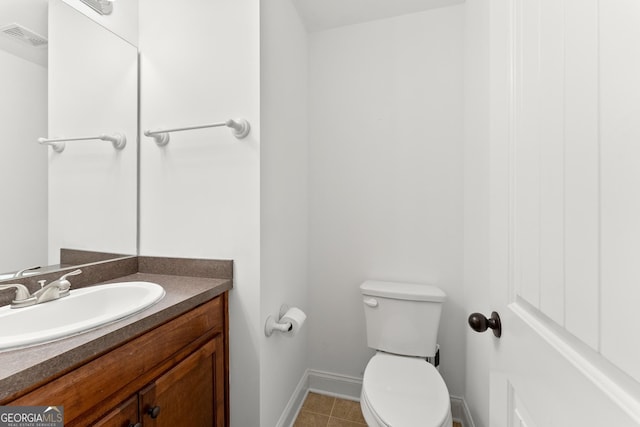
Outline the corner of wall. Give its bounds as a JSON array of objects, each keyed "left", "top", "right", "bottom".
[
  {"left": 462, "top": 1, "right": 492, "bottom": 426},
  {"left": 259, "top": 0, "right": 310, "bottom": 425}
]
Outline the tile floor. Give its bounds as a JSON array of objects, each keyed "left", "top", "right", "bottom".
[
  {"left": 293, "top": 392, "right": 463, "bottom": 427},
  {"left": 293, "top": 392, "right": 366, "bottom": 426}
]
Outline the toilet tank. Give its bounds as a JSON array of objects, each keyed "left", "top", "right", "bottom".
[{"left": 360, "top": 280, "right": 446, "bottom": 358}]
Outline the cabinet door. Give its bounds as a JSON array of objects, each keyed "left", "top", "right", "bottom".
[
  {"left": 140, "top": 335, "right": 225, "bottom": 427},
  {"left": 90, "top": 394, "right": 139, "bottom": 427}
]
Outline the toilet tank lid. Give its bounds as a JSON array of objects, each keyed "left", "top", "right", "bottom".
[{"left": 360, "top": 280, "right": 446, "bottom": 302}]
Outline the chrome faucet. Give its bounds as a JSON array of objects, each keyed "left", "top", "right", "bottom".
[
  {"left": 32, "top": 269, "right": 82, "bottom": 304},
  {"left": 0, "top": 269, "right": 82, "bottom": 309},
  {"left": 0, "top": 283, "right": 33, "bottom": 307},
  {"left": 13, "top": 265, "right": 41, "bottom": 278}
]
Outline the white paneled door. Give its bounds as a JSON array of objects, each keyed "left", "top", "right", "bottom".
[{"left": 486, "top": 0, "right": 640, "bottom": 425}]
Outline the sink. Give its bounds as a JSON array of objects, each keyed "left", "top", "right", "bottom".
[{"left": 0, "top": 281, "right": 165, "bottom": 351}]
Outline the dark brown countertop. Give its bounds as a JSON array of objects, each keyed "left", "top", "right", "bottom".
[{"left": 0, "top": 271, "right": 232, "bottom": 403}]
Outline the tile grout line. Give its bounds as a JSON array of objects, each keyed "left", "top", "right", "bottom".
[
  {"left": 299, "top": 409, "right": 332, "bottom": 416},
  {"left": 327, "top": 397, "right": 336, "bottom": 427},
  {"left": 329, "top": 397, "right": 337, "bottom": 418},
  {"left": 328, "top": 414, "right": 368, "bottom": 426},
  {"left": 329, "top": 397, "right": 367, "bottom": 426}
]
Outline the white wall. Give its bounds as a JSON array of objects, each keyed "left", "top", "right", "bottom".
[
  {"left": 48, "top": 0, "right": 137, "bottom": 262},
  {"left": 307, "top": 6, "right": 466, "bottom": 396},
  {"left": 0, "top": 49, "right": 47, "bottom": 274},
  {"left": 138, "top": 0, "right": 261, "bottom": 425},
  {"left": 259, "top": 1, "right": 309, "bottom": 426},
  {"left": 462, "top": 0, "right": 491, "bottom": 425}
]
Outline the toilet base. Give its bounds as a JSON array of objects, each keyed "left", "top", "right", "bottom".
[{"left": 360, "top": 388, "right": 453, "bottom": 427}]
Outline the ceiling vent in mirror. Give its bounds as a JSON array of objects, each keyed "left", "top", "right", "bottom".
[
  {"left": 0, "top": 24, "right": 48, "bottom": 48},
  {"left": 79, "top": 0, "right": 114, "bottom": 15}
]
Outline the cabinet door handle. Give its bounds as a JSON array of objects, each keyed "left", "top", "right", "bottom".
[
  {"left": 128, "top": 423, "right": 142, "bottom": 427},
  {"left": 148, "top": 405, "right": 161, "bottom": 419}
]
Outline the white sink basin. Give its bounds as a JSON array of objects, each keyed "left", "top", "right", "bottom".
[{"left": 0, "top": 281, "right": 165, "bottom": 351}]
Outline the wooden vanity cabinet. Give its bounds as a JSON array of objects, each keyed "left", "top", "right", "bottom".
[
  {"left": 138, "top": 334, "right": 225, "bottom": 427},
  {"left": 6, "top": 293, "right": 229, "bottom": 427},
  {"left": 92, "top": 395, "right": 139, "bottom": 427}
]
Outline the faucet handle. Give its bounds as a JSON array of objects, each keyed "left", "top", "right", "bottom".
[
  {"left": 0, "top": 284, "right": 32, "bottom": 302},
  {"left": 60, "top": 269, "right": 82, "bottom": 281}
]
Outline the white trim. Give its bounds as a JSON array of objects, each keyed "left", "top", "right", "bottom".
[
  {"left": 307, "top": 369, "right": 363, "bottom": 401},
  {"left": 278, "top": 369, "right": 477, "bottom": 427},
  {"left": 276, "top": 370, "right": 309, "bottom": 427},
  {"left": 451, "top": 395, "right": 476, "bottom": 427}
]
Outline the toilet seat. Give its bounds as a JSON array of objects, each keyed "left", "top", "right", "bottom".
[{"left": 361, "top": 352, "right": 451, "bottom": 427}]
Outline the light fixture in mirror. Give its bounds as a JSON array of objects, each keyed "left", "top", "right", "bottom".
[{"left": 78, "top": 0, "right": 114, "bottom": 15}]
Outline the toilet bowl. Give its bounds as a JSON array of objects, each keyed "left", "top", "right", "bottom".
[
  {"left": 360, "top": 353, "right": 452, "bottom": 427},
  {"left": 360, "top": 280, "right": 452, "bottom": 427}
]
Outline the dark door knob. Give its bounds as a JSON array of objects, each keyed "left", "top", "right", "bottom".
[
  {"left": 147, "top": 405, "right": 161, "bottom": 419},
  {"left": 468, "top": 311, "right": 502, "bottom": 338}
]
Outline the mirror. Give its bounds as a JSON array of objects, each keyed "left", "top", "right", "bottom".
[
  {"left": 0, "top": 0, "right": 137, "bottom": 281},
  {"left": 0, "top": 0, "right": 49, "bottom": 278}
]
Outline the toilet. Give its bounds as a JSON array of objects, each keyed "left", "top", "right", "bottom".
[{"left": 360, "top": 280, "right": 453, "bottom": 427}]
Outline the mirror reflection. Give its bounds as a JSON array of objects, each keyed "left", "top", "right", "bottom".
[{"left": 0, "top": 0, "right": 137, "bottom": 281}]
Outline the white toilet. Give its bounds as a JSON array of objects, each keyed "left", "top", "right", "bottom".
[{"left": 360, "top": 280, "right": 453, "bottom": 427}]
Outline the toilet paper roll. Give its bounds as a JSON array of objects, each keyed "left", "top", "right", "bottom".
[{"left": 281, "top": 307, "right": 306, "bottom": 336}]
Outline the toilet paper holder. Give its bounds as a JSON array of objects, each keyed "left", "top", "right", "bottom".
[{"left": 264, "top": 304, "right": 300, "bottom": 337}]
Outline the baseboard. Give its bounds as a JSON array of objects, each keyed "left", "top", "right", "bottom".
[
  {"left": 451, "top": 395, "right": 476, "bottom": 427},
  {"left": 278, "top": 369, "right": 477, "bottom": 427},
  {"left": 276, "top": 370, "right": 310, "bottom": 427},
  {"left": 277, "top": 369, "right": 364, "bottom": 427},
  {"left": 307, "top": 369, "right": 363, "bottom": 401}
]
